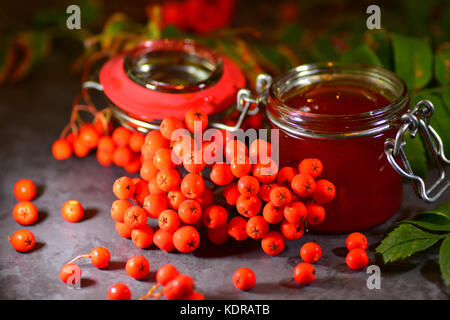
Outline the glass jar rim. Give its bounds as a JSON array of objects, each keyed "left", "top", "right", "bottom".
[
  {"left": 123, "top": 39, "right": 224, "bottom": 93},
  {"left": 266, "top": 61, "right": 410, "bottom": 138}
]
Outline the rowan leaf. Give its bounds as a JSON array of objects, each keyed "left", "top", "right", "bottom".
[{"left": 439, "top": 236, "right": 450, "bottom": 285}]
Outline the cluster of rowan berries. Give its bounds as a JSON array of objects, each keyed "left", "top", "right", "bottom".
[
  {"left": 52, "top": 120, "right": 146, "bottom": 174},
  {"left": 107, "top": 108, "right": 336, "bottom": 257}
]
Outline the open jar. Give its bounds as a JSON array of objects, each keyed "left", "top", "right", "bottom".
[
  {"left": 84, "top": 39, "right": 246, "bottom": 133},
  {"left": 258, "top": 62, "right": 449, "bottom": 232}
]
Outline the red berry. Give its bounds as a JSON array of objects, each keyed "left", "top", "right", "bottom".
[
  {"left": 178, "top": 199, "right": 202, "bottom": 225},
  {"left": 298, "top": 158, "right": 323, "bottom": 178},
  {"left": 156, "top": 264, "right": 179, "bottom": 285},
  {"left": 115, "top": 221, "right": 132, "bottom": 238},
  {"left": 276, "top": 166, "right": 297, "bottom": 187},
  {"left": 12, "top": 201, "right": 38, "bottom": 225},
  {"left": 164, "top": 274, "right": 195, "bottom": 300},
  {"left": 306, "top": 202, "right": 325, "bottom": 225},
  {"left": 79, "top": 126, "right": 100, "bottom": 149},
  {"left": 259, "top": 183, "right": 279, "bottom": 202},
  {"left": 346, "top": 248, "right": 369, "bottom": 271},
  {"left": 346, "top": 232, "right": 368, "bottom": 251},
  {"left": 153, "top": 229, "right": 175, "bottom": 252},
  {"left": 59, "top": 263, "right": 81, "bottom": 285},
  {"left": 249, "top": 139, "right": 272, "bottom": 162},
  {"left": 313, "top": 179, "right": 336, "bottom": 204},
  {"left": 52, "top": 139, "right": 73, "bottom": 160},
  {"left": 158, "top": 209, "right": 181, "bottom": 233},
  {"left": 236, "top": 194, "right": 262, "bottom": 218},
  {"left": 222, "top": 183, "right": 240, "bottom": 205},
  {"left": 280, "top": 220, "right": 304, "bottom": 240},
  {"left": 61, "top": 200, "right": 84, "bottom": 223},
  {"left": 262, "top": 202, "right": 284, "bottom": 224},
  {"left": 237, "top": 175, "right": 260, "bottom": 197},
  {"left": 123, "top": 206, "right": 148, "bottom": 229},
  {"left": 125, "top": 255, "right": 150, "bottom": 279},
  {"left": 270, "top": 186, "right": 293, "bottom": 206},
  {"left": 293, "top": 262, "right": 315, "bottom": 285},
  {"left": 246, "top": 215, "right": 269, "bottom": 239},
  {"left": 180, "top": 173, "right": 205, "bottom": 199},
  {"left": 107, "top": 283, "right": 131, "bottom": 300},
  {"left": 233, "top": 267, "right": 256, "bottom": 291},
  {"left": 13, "top": 179, "right": 37, "bottom": 201},
  {"left": 261, "top": 231, "right": 285, "bottom": 256},
  {"left": 230, "top": 155, "right": 252, "bottom": 178},
  {"left": 227, "top": 217, "right": 248, "bottom": 241},
  {"left": 113, "top": 176, "right": 135, "bottom": 200},
  {"left": 8, "top": 229, "right": 36, "bottom": 252},
  {"left": 160, "top": 116, "right": 185, "bottom": 140},
  {"left": 291, "top": 173, "right": 315, "bottom": 197},
  {"left": 208, "top": 226, "right": 229, "bottom": 245},
  {"left": 283, "top": 201, "right": 307, "bottom": 224},
  {"left": 112, "top": 127, "right": 132, "bottom": 147},
  {"left": 143, "top": 194, "right": 168, "bottom": 219},
  {"left": 90, "top": 247, "right": 111, "bottom": 269},
  {"left": 210, "top": 163, "right": 234, "bottom": 186},
  {"left": 173, "top": 225, "right": 200, "bottom": 253},
  {"left": 156, "top": 168, "right": 181, "bottom": 192},
  {"left": 98, "top": 136, "right": 115, "bottom": 153},
  {"left": 185, "top": 109, "right": 208, "bottom": 133},
  {"left": 203, "top": 205, "right": 228, "bottom": 229},
  {"left": 131, "top": 225, "right": 154, "bottom": 249},
  {"left": 129, "top": 132, "right": 145, "bottom": 153},
  {"left": 252, "top": 158, "right": 278, "bottom": 183},
  {"left": 300, "top": 242, "right": 322, "bottom": 264}
]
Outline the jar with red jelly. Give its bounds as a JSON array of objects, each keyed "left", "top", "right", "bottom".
[{"left": 259, "top": 62, "right": 449, "bottom": 232}]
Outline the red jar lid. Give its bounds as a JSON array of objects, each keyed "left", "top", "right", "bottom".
[{"left": 99, "top": 39, "right": 246, "bottom": 121}]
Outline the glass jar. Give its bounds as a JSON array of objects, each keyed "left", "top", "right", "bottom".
[
  {"left": 266, "top": 62, "right": 410, "bottom": 232},
  {"left": 86, "top": 39, "right": 246, "bottom": 133}
]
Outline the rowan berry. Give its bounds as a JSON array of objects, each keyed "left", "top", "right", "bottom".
[
  {"left": 140, "top": 160, "right": 158, "bottom": 182},
  {"left": 306, "top": 202, "right": 325, "bottom": 225},
  {"left": 73, "top": 137, "right": 90, "bottom": 157},
  {"left": 180, "top": 173, "right": 205, "bottom": 199},
  {"left": 185, "top": 109, "right": 208, "bottom": 133},
  {"left": 178, "top": 199, "right": 202, "bottom": 224},
  {"left": 270, "top": 186, "right": 292, "bottom": 206},
  {"left": 61, "top": 200, "right": 84, "bottom": 223},
  {"left": 291, "top": 173, "right": 315, "bottom": 197},
  {"left": 259, "top": 183, "right": 279, "bottom": 202},
  {"left": 107, "top": 283, "right": 131, "bottom": 300},
  {"left": 124, "top": 155, "right": 141, "bottom": 173},
  {"left": 156, "top": 264, "right": 179, "bottom": 285},
  {"left": 171, "top": 133, "right": 197, "bottom": 159},
  {"left": 227, "top": 217, "right": 248, "bottom": 241},
  {"left": 245, "top": 215, "right": 269, "bottom": 239},
  {"left": 298, "top": 158, "right": 323, "bottom": 178},
  {"left": 129, "top": 131, "right": 145, "bottom": 153},
  {"left": 237, "top": 175, "right": 260, "bottom": 197},
  {"left": 208, "top": 226, "right": 229, "bottom": 245},
  {"left": 173, "top": 225, "right": 200, "bottom": 253},
  {"left": 233, "top": 267, "right": 256, "bottom": 291},
  {"left": 131, "top": 225, "right": 154, "bottom": 249},
  {"left": 222, "top": 183, "right": 240, "bottom": 205},
  {"left": 153, "top": 147, "right": 176, "bottom": 170},
  {"left": 283, "top": 201, "right": 307, "bottom": 224},
  {"left": 262, "top": 202, "right": 284, "bottom": 224},
  {"left": 276, "top": 166, "right": 297, "bottom": 187},
  {"left": 346, "top": 248, "right": 369, "bottom": 271},
  {"left": 132, "top": 179, "right": 150, "bottom": 206},
  {"left": 97, "top": 149, "right": 113, "bottom": 166},
  {"left": 115, "top": 221, "right": 132, "bottom": 238},
  {"left": 203, "top": 205, "right": 228, "bottom": 229},
  {"left": 148, "top": 179, "right": 164, "bottom": 195},
  {"left": 126, "top": 255, "right": 150, "bottom": 279},
  {"left": 225, "top": 140, "right": 248, "bottom": 163},
  {"left": 124, "top": 206, "right": 148, "bottom": 229},
  {"left": 300, "top": 242, "right": 322, "bottom": 264},
  {"left": 112, "top": 146, "right": 132, "bottom": 167},
  {"left": 158, "top": 209, "right": 181, "bottom": 232},
  {"left": 236, "top": 194, "right": 262, "bottom": 218},
  {"left": 293, "top": 262, "right": 315, "bottom": 285},
  {"left": 14, "top": 179, "right": 37, "bottom": 201},
  {"left": 143, "top": 130, "right": 170, "bottom": 158},
  {"left": 155, "top": 168, "right": 180, "bottom": 192},
  {"left": 346, "top": 232, "right": 368, "bottom": 251},
  {"left": 249, "top": 139, "right": 272, "bottom": 162},
  {"left": 252, "top": 158, "right": 278, "bottom": 183},
  {"left": 153, "top": 229, "right": 175, "bottom": 252},
  {"left": 89, "top": 247, "right": 111, "bottom": 269},
  {"left": 261, "top": 231, "right": 285, "bottom": 256},
  {"left": 230, "top": 155, "right": 252, "bottom": 178},
  {"left": 210, "top": 163, "right": 234, "bottom": 186},
  {"left": 164, "top": 274, "right": 195, "bottom": 300},
  {"left": 167, "top": 190, "right": 187, "bottom": 210},
  {"left": 98, "top": 135, "right": 115, "bottom": 153},
  {"left": 113, "top": 176, "right": 135, "bottom": 200},
  {"left": 313, "top": 179, "right": 336, "bottom": 204},
  {"left": 59, "top": 263, "right": 81, "bottom": 285},
  {"left": 143, "top": 194, "right": 168, "bottom": 219},
  {"left": 186, "top": 292, "right": 205, "bottom": 300},
  {"left": 12, "top": 201, "right": 38, "bottom": 225},
  {"left": 160, "top": 116, "right": 185, "bottom": 140},
  {"left": 79, "top": 126, "right": 100, "bottom": 149},
  {"left": 280, "top": 220, "right": 304, "bottom": 240},
  {"left": 183, "top": 149, "right": 205, "bottom": 173},
  {"left": 196, "top": 187, "right": 214, "bottom": 210},
  {"left": 112, "top": 127, "right": 131, "bottom": 147},
  {"left": 52, "top": 139, "right": 73, "bottom": 160},
  {"left": 8, "top": 229, "right": 35, "bottom": 252}
]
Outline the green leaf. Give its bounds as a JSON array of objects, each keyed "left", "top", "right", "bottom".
[
  {"left": 403, "top": 134, "right": 428, "bottom": 179},
  {"left": 363, "top": 29, "right": 392, "bottom": 69},
  {"left": 376, "top": 224, "right": 446, "bottom": 263},
  {"left": 161, "top": 24, "right": 184, "bottom": 39},
  {"left": 399, "top": 217, "right": 450, "bottom": 232},
  {"left": 442, "top": 89, "right": 450, "bottom": 114},
  {"left": 311, "top": 36, "right": 338, "bottom": 61},
  {"left": 434, "top": 44, "right": 450, "bottom": 86},
  {"left": 391, "top": 33, "right": 433, "bottom": 90},
  {"left": 439, "top": 236, "right": 450, "bottom": 285},
  {"left": 340, "top": 44, "right": 382, "bottom": 67},
  {"left": 419, "top": 201, "right": 450, "bottom": 220}
]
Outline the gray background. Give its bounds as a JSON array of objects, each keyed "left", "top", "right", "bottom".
[{"left": 0, "top": 53, "right": 449, "bottom": 300}]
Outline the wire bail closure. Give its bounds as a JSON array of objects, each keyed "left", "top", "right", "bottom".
[{"left": 384, "top": 100, "right": 450, "bottom": 202}]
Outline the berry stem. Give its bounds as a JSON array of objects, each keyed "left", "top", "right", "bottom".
[
  {"left": 138, "top": 283, "right": 161, "bottom": 300},
  {"left": 67, "top": 254, "right": 91, "bottom": 265},
  {"left": 151, "top": 291, "right": 163, "bottom": 300}
]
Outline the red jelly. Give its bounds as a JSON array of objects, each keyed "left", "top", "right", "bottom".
[{"left": 266, "top": 62, "right": 410, "bottom": 232}]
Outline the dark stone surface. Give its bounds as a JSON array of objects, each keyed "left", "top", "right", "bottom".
[{"left": 0, "top": 53, "right": 449, "bottom": 300}]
